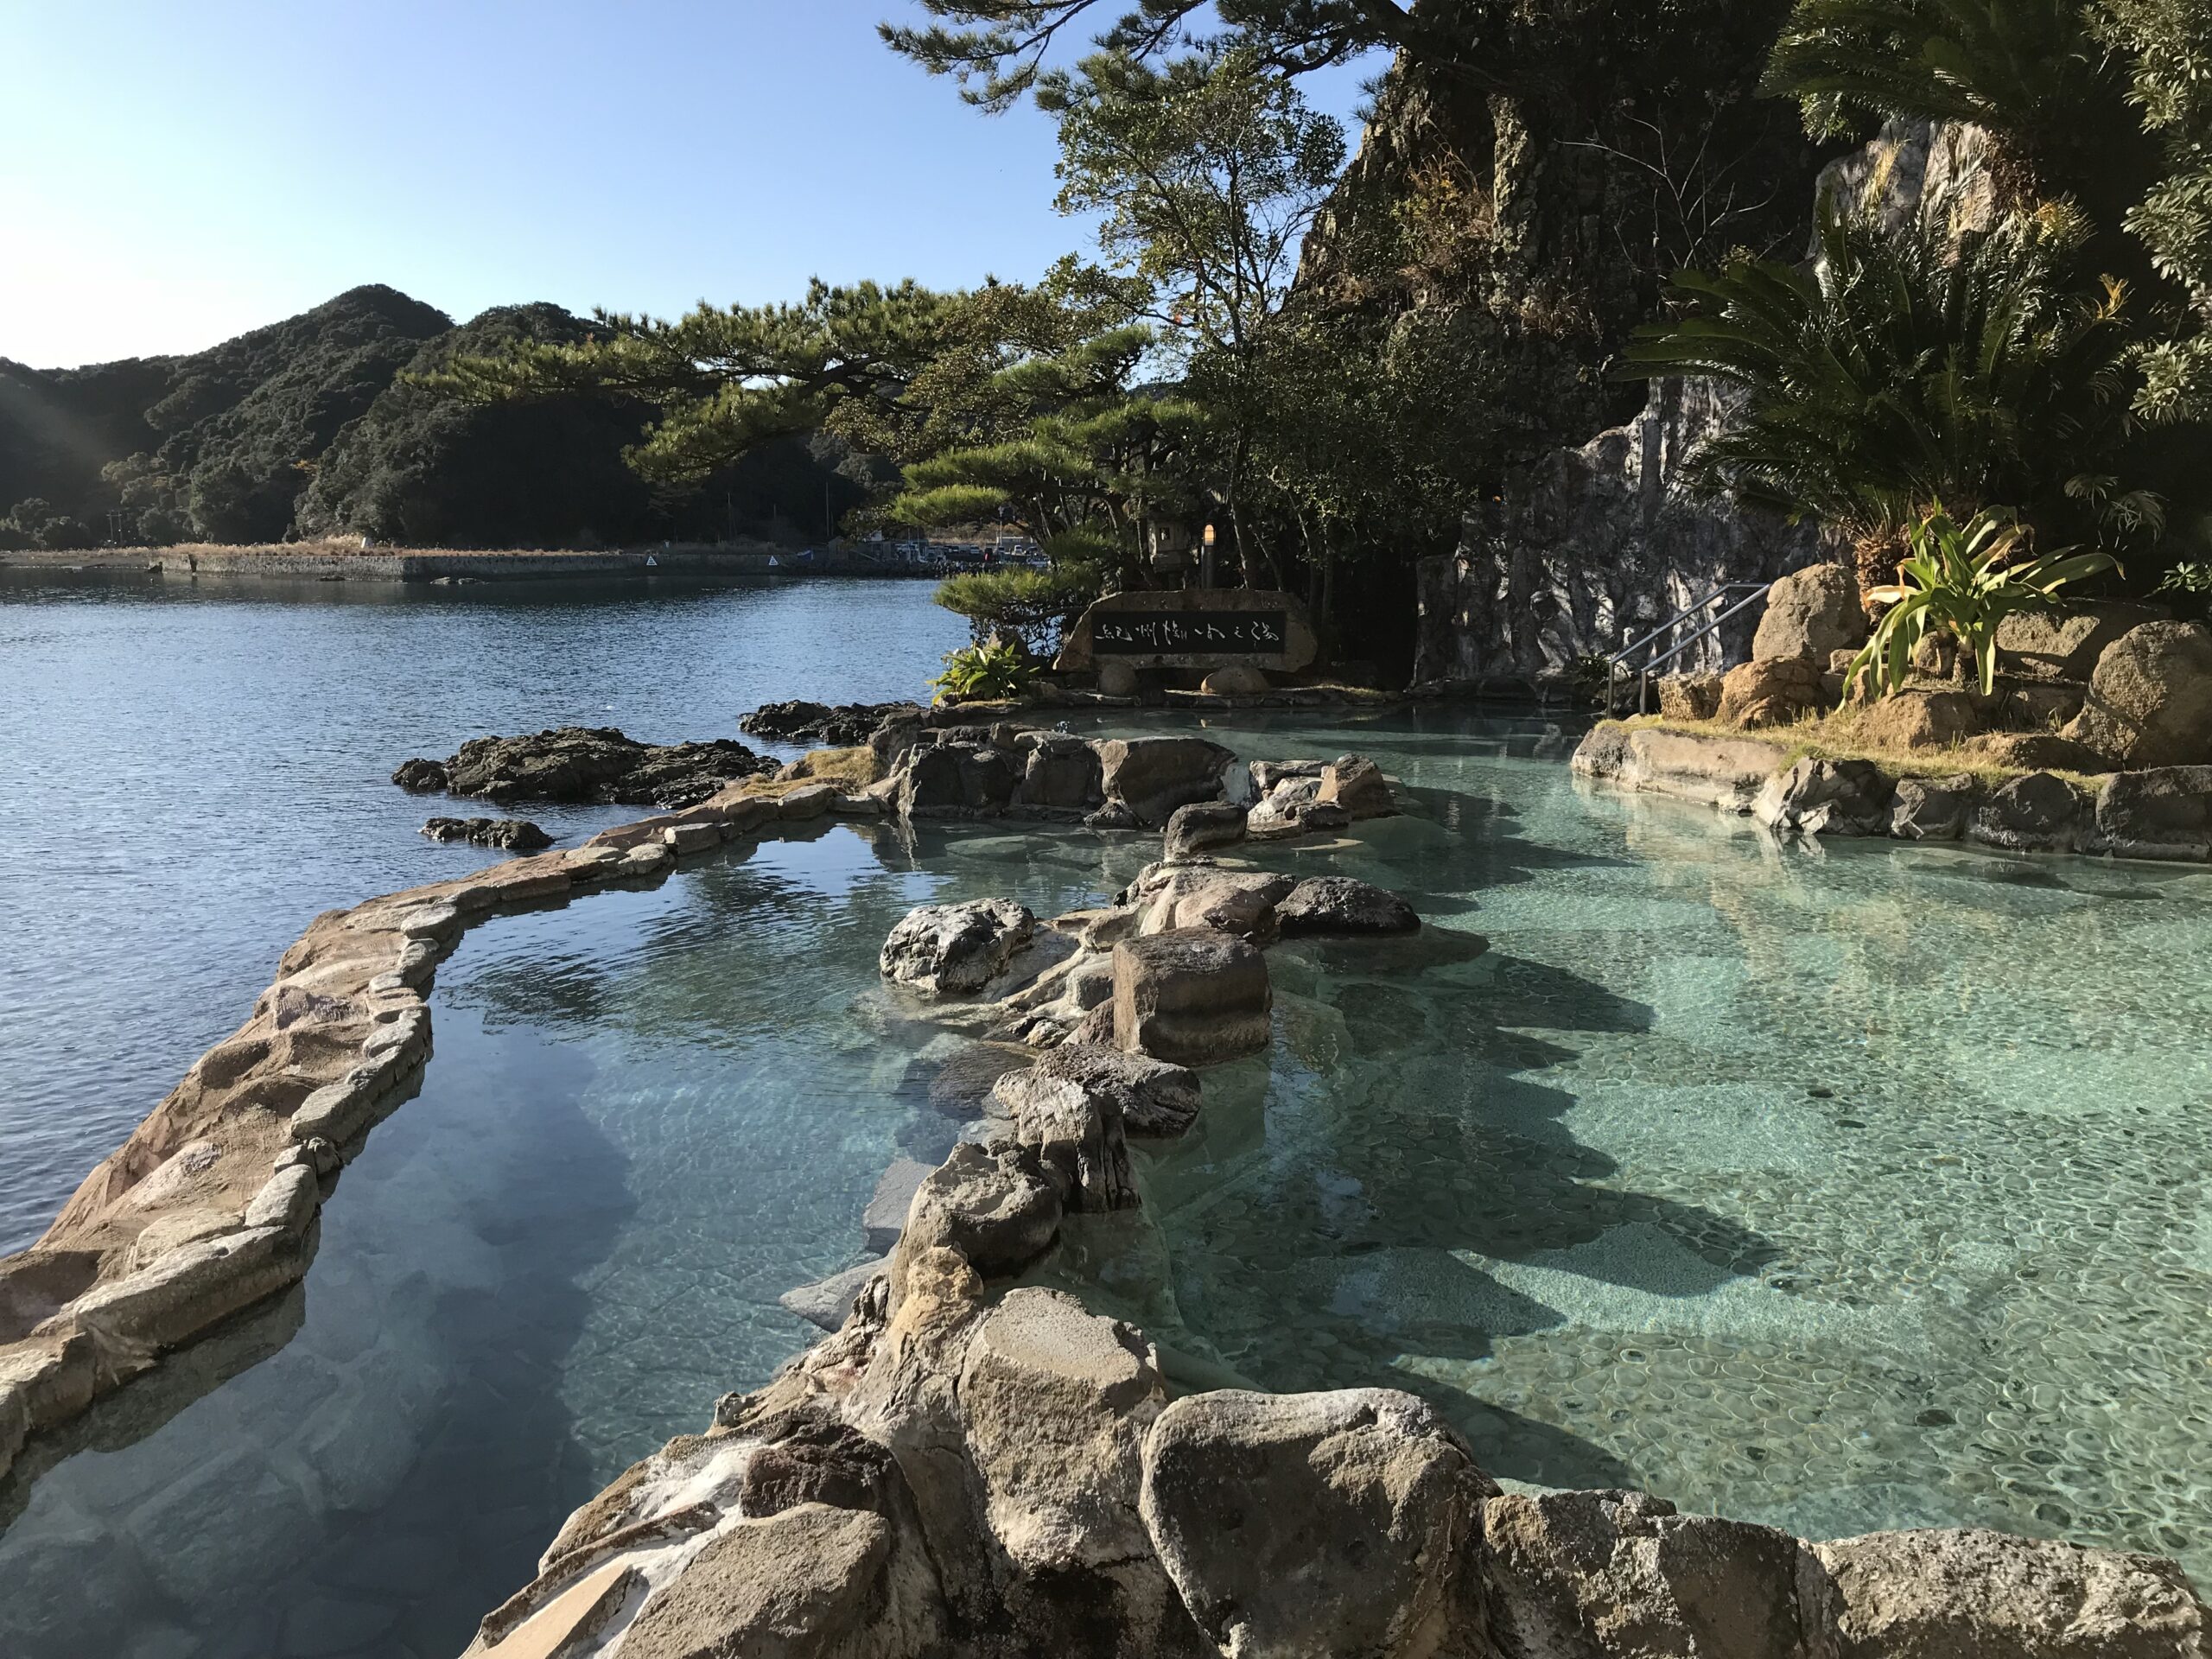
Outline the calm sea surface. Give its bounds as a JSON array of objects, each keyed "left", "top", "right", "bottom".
[{"left": 0, "top": 569, "right": 967, "bottom": 1253}]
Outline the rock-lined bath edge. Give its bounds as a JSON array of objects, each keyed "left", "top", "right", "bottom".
[{"left": 1572, "top": 718, "right": 2212, "bottom": 862}]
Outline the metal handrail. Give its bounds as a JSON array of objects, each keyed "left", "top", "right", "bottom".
[{"left": 1605, "top": 582, "right": 1774, "bottom": 716}]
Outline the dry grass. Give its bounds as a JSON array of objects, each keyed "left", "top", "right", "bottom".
[
  {"left": 789, "top": 747, "right": 880, "bottom": 788},
  {"left": 1613, "top": 712, "right": 2106, "bottom": 791}
]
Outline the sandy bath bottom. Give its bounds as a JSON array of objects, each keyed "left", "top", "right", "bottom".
[{"left": 2, "top": 711, "right": 2208, "bottom": 1656}]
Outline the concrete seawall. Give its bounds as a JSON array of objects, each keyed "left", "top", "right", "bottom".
[{"left": 1, "top": 541, "right": 931, "bottom": 583}]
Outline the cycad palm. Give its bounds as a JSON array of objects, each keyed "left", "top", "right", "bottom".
[{"left": 1624, "top": 201, "right": 2157, "bottom": 583}]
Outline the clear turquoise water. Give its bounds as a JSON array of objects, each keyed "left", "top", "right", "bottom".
[{"left": 1, "top": 581, "right": 2208, "bottom": 1656}]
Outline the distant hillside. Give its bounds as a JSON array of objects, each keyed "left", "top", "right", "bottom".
[{"left": 0, "top": 288, "right": 880, "bottom": 551}]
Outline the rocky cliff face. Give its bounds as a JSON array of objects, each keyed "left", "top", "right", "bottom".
[
  {"left": 1402, "top": 107, "right": 1999, "bottom": 691},
  {"left": 1413, "top": 377, "right": 1830, "bottom": 688}
]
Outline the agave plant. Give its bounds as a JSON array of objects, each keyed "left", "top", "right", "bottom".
[
  {"left": 928, "top": 639, "right": 1038, "bottom": 705},
  {"left": 1847, "top": 506, "right": 2119, "bottom": 697}
]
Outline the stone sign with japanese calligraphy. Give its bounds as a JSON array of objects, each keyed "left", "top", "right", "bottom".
[{"left": 1057, "top": 588, "right": 1318, "bottom": 674}]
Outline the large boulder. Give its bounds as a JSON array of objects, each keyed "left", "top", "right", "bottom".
[
  {"left": 1128, "top": 863, "right": 1296, "bottom": 942},
  {"left": 1994, "top": 604, "right": 2163, "bottom": 683},
  {"left": 1970, "top": 772, "right": 2087, "bottom": 853},
  {"left": 1249, "top": 776, "right": 1356, "bottom": 840},
  {"left": 1110, "top": 931, "right": 1272, "bottom": 1066},
  {"left": 1889, "top": 774, "right": 1979, "bottom": 841},
  {"left": 1140, "top": 1389, "right": 1493, "bottom": 1659},
  {"left": 1165, "top": 802, "right": 1249, "bottom": 860},
  {"left": 887, "top": 1141, "right": 1061, "bottom": 1302},
  {"left": 1752, "top": 563, "right": 1867, "bottom": 664},
  {"left": 615, "top": 1502, "right": 943, "bottom": 1659},
  {"left": 1717, "top": 657, "right": 1825, "bottom": 729},
  {"left": 1809, "top": 1528, "right": 2209, "bottom": 1659},
  {"left": 1000, "top": 1067, "right": 1138, "bottom": 1213},
  {"left": 1857, "top": 689, "right": 1982, "bottom": 751},
  {"left": 2094, "top": 765, "right": 2212, "bottom": 861},
  {"left": 880, "top": 899, "right": 1037, "bottom": 997},
  {"left": 1274, "top": 877, "right": 1421, "bottom": 936},
  {"left": 2063, "top": 620, "right": 2212, "bottom": 767},
  {"left": 959, "top": 1289, "right": 1167, "bottom": 1575},
  {"left": 1485, "top": 1489, "right": 1827, "bottom": 1659},
  {"left": 1657, "top": 671, "right": 1723, "bottom": 721},
  {"left": 1752, "top": 759, "right": 1895, "bottom": 837},
  {"left": 1013, "top": 734, "right": 1105, "bottom": 813},
  {"left": 1096, "top": 736, "right": 1236, "bottom": 828},
  {"left": 1316, "top": 755, "right": 1396, "bottom": 820},
  {"left": 996, "top": 1044, "right": 1202, "bottom": 1140}
]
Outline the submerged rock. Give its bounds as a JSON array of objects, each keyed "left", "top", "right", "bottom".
[
  {"left": 392, "top": 726, "right": 773, "bottom": 809},
  {"left": 880, "top": 900, "right": 1037, "bottom": 998},
  {"left": 419, "top": 816, "right": 552, "bottom": 850}
]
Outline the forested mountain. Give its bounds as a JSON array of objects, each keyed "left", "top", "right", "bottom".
[{"left": 0, "top": 288, "right": 872, "bottom": 550}]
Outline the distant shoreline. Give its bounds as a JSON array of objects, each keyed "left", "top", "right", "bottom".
[{"left": 0, "top": 538, "right": 938, "bottom": 584}]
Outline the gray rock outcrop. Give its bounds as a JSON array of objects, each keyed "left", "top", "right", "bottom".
[
  {"left": 1096, "top": 737, "right": 1237, "bottom": 828},
  {"left": 392, "top": 727, "right": 773, "bottom": 808},
  {"left": 995, "top": 1045, "right": 1203, "bottom": 1141},
  {"left": 1414, "top": 378, "right": 1829, "bottom": 688}
]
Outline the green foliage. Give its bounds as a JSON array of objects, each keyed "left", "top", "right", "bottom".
[
  {"left": 1624, "top": 201, "right": 2160, "bottom": 548},
  {"left": 933, "top": 561, "right": 1106, "bottom": 652},
  {"left": 0, "top": 285, "right": 449, "bottom": 543},
  {"left": 1767, "top": 0, "right": 2212, "bottom": 435},
  {"left": 1045, "top": 46, "right": 1343, "bottom": 365},
  {"left": 425, "top": 280, "right": 965, "bottom": 487},
  {"left": 887, "top": 324, "right": 1211, "bottom": 598},
  {"left": 2094, "top": 0, "right": 2212, "bottom": 423},
  {"left": 880, "top": 3, "right": 1402, "bottom": 113},
  {"left": 928, "top": 639, "right": 1039, "bottom": 702},
  {"left": 1847, "top": 506, "right": 2119, "bottom": 696},
  {"left": 296, "top": 303, "right": 656, "bottom": 545},
  {"left": 1764, "top": 0, "right": 2125, "bottom": 157}
]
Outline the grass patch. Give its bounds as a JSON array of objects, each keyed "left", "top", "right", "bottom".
[{"left": 1610, "top": 712, "right": 2105, "bottom": 791}]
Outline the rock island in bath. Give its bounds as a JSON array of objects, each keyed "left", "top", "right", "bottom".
[{"left": 3, "top": 3, "right": 2211, "bottom": 1656}]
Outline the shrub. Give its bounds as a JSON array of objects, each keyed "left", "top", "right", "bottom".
[
  {"left": 928, "top": 639, "right": 1039, "bottom": 704},
  {"left": 1848, "top": 506, "right": 2119, "bottom": 697}
]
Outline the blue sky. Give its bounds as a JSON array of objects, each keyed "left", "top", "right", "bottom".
[{"left": 3, "top": 1, "right": 1377, "bottom": 369}]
